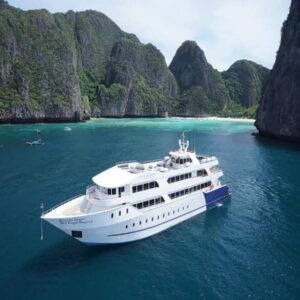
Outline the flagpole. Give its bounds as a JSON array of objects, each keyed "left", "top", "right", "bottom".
[{"left": 40, "top": 202, "right": 44, "bottom": 241}]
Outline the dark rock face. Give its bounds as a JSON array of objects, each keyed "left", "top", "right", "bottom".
[
  {"left": 0, "top": 2, "right": 177, "bottom": 122},
  {"left": 103, "top": 38, "right": 177, "bottom": 116},
  {"left": 222, "top": 60, "right": 269, "bottom": 107},
  {"left": 256, "top": 0, "right": 300, "bottom": 141},
  {"left": 169, "top": 41, "right": 230, "bottom": 115}
]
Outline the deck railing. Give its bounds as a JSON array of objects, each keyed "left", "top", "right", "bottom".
[{"left": 42, "top": 194, "right": 83, "bottom": 216}]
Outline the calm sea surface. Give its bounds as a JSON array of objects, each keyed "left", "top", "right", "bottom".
[{"left": 0, "top": 118, "right": 299, "bottom": 300}]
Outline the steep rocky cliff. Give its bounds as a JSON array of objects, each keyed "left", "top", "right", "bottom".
[
  {"left": 0, "top": 1, "right": 270, "bottom": 123},
  {"left": 222, "top": 60, "right": 269, "bottom": 107},
  {"left": 169, "top": 41, "right": 230, "bottom": 116},
  {"left": 0, "top": 1, "right": 177, "bottom": 122},
  {"left": 255, "top": 0, "right": 300, "bottom": 141}
]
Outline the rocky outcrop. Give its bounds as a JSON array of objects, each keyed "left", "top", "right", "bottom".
[
  {"left": 222, "top": 60, "right": 269, "bottom": 107},
  {"left": 169, "top": 41, "right": 230, "bottom": 115},
  {"left": 0, "top": 1, "right": 177, "bottom": 122},
  {"left": 255, "top": 0, "right": 300, "bottom": 141},
  {"left": 0, "top": 1, "right": 271, "bottom": 123},
  {"left": 103, "top": 38, "right": 177, "bottom": 116}
]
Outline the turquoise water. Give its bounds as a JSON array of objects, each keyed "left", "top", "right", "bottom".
[{"left": 0, "top": 118, "right": 299, "bottom": 299}]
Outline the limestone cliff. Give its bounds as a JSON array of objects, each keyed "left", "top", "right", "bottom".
[{"left": 255, "top": 0, "right": 300, "bottom": 141}]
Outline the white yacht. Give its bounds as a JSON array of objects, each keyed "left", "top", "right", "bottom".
[{"left": 41, "top": 134, "right": 231, "bottom": 245}]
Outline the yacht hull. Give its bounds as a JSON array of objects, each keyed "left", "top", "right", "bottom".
[{"left": 42, "top": 186, "right": 231, "bottom": 246}]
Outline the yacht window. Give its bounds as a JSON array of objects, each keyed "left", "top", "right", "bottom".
[
  {"left": 112, "top": 188, "right": 116, "bottom": 195},
  {"left": 139, "top": 221, "right": 142, "bottom": 225},
  {"left": 168, "top": 172, "right": 192, "bottom": 184},
  {"left": 132, "top": 181, "right": 158, "bottom": 193},
  {"left": 111, "top": 213, "right": 114, "bottom": 218},
  {"left": 168, "top": 181, "right": 212, "bottom": 199},
  {"left": 108, "top": 189, "right": 111, "bottom": 195},
  {"left": 120, "top": 187, "right": 125, "bottom": 193},
  {"left": 126, "top": 225, "right": 128, "bottom": 229},
  {"left": 119, "top": 211, "right": 121, "bottom": 216},
  {"left": 133, "top": 223, "right": 135, "bottom": 227},
  {"left": 133, "top": 196, "right": 165, "bottom": 209},
  {"left": 197, "top": 169, "right": 208, "bottom": 177}
]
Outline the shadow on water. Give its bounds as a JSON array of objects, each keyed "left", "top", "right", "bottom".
[{"left": 254, "top": 135, "right": 300, "bottom": 152}]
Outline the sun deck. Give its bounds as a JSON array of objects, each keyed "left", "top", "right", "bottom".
[{"left": 117, "top": 154, "right": 217, "bottom": 175}]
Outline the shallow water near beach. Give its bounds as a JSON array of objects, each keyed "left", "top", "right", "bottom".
[{"left": 0, "top": 118, "right": 299, "bottom": 299}]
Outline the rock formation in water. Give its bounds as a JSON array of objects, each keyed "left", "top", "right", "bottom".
[
  {"left": 255, "top": 0, "right": 300, "bottom": 141},
  {"left": 222, "top": 60, "right": 269, "bottom": 108}
]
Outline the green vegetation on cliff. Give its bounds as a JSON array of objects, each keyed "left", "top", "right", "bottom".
[
  {"left": 0, "top": 1, "right": 176, "bottom": 122},
  {"left": 222, "top": 60, "right": 269, "bottom": 108},
  {"left": 0, "top": 1, "right": 269, "bottom": 122}
]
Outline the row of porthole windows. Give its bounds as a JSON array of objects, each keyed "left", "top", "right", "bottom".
[
  {"left": 111, "top": 208, "right": 129, "bottom": 219},
  {"left": 125, "top": 204, "right": 190, "bottom": 229},
  {"left": 169, "top": 181, "right": 212, "bottom": 200}
]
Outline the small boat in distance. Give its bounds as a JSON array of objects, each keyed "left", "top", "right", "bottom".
[
  {"left": 26, "top": 138, "right": 44, "bottom": 146},
  {"left": 42, "top": 133, "right": 231, "bottom": 246},
  {"left": 64, "top": 127, "right": 72, "bottom": 131},
  {"left": 26, "top": 129, "right": 44, "bottom": 146}
]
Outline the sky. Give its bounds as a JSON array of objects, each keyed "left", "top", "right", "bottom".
[{"left": 9, "top": 0, "right": 290, "bottom": 71}]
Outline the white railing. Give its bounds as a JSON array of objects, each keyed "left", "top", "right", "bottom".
[
  {"left": 86, "top": 184, "right": 100, "bottom": 200},
  {"left": 198, "top": 156, "right": 217, "bottom": 164},
  {"left": 210, "top": 166, "right": 222, "bottom": 173},
  {"left": 116, "top": 160, "right": 137, "bottom": 166},
  {"left": 117, "top": 159, "right": 161, "bottom": 166},
  {"left": 42, "top": 194, "right": 83, "bottom": 216}
]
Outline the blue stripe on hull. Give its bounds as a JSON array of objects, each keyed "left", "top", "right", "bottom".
[{"left": 204, "top": 186, "right": 230, "bottom": 209}]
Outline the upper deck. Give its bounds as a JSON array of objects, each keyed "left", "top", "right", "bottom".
[{"left": 92, "top": 133, "right": 219, "bottom": 189}]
